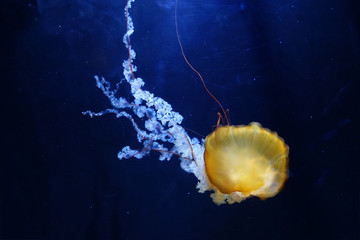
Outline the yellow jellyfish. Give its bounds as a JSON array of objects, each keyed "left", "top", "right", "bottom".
[
  {"left": 86, "top": 0, "right": 290, "bottom": 205},
  {"left": 204, "top": 122, "right": 289, "bottom": 201}
]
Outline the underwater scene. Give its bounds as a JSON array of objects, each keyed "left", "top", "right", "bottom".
[{"left": 1, "top": 0, "right": 359, "bottom": 239}]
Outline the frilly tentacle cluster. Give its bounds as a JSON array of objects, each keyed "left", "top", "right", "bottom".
[{"left": 83, "top": 0, "right": 246, "bottom": 204}]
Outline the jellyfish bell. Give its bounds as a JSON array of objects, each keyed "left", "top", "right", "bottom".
[{"left": 204, "top": 122, "right": 289, "bottom": 201}]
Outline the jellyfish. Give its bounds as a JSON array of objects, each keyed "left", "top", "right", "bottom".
[{"left": 83, "top": 0, "right": 289, "bottom": 205}]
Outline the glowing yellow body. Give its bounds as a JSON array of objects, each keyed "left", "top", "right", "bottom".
[{"left": 204, "top": 122, "right": 289, "bottom": 200}]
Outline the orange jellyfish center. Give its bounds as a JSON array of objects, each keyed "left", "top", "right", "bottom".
[{"left": 204, "top": 122, "right": 289, "bottom": 199}]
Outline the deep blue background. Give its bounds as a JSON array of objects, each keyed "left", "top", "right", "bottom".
[{"left": 1, "top": 0, "right": 359, "bottom": 239}]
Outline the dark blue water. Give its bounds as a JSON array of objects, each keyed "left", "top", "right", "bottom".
[{"left": 1, "top": 0, "right": 359, "bottom": 239}]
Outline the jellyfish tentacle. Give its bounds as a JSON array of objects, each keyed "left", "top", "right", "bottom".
[
  {"left": 175, "top": 0, "right": 229, "bottom": 125},
  {"left": 184, "top": 134, "right": 197, "bottom": 166}
]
